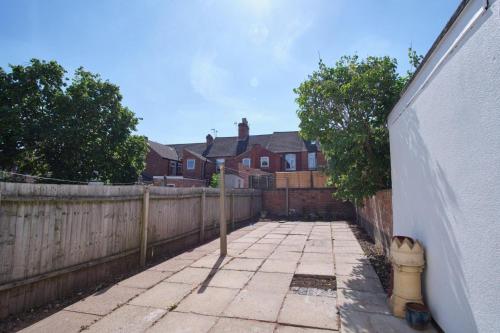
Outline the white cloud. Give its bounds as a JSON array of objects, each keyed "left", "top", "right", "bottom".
[
  {"left": 250, "top": 76, "right": 259, "bottom": 88},
  {"left": 248, "top": 23, "right": 269, "bottom": 45},
  {"left": 190, "top": 51, "right": 243, "bottom": 109},
  {"left": 272, "top": 19, "right": 312, "bottom": 64}
]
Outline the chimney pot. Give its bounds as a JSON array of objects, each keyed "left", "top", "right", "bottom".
[{"left": 206, "top": 134, "right": 214, "bottom": 146}]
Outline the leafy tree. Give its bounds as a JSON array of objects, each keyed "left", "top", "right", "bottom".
[
  {"left": 210, "top": 173, "right": 220, "bottom": 188},
  {"left": 295, "top": 55, "right": 408, "bottom": 202},
  {"left": 0, "top": 59, "right": 147, "bottom": 183}
]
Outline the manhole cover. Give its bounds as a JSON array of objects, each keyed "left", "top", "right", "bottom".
[{"left": 289, "top": 274, "right": 336, "bottom": 297}]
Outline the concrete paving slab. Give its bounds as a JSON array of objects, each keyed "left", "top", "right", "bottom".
[
  {"left": 337, "top": 289, "right": 391, "bottom": 315},
  {"left": 223, "top": 289, "right": 286, "bottom": 322},
  {"left": 334, "top": 241, "right": 363, "bottom": 250},
  {"left": 20, "top": 310, "right": 100, "bottom": 333},
  {"left": 340, "top": 309, "right": 437, "bottom": 333},
  {"left": 259, "top": 259, "right": 298, "bottom": 274},
  {"left": 269, "top": 251, "right": 302, "bottom": 261},
  {"left": 190, "top": 255, "right": 233, "bottom": 269},
  {"left": 232, "top": 236, "right": 260, "bottom": 243},
  {"left": 149, "top": 258, "right": 194, "bottom": 272},
  {"left": 301, "top": 252, "right": 334, "bottom": 263},
  {"left": 147, "top": 311, "right": 217, "bottom": 333},
  {"left": 257, "top": 237, "right": 283, "bottom": 244},
  {"left": 166, "top": 267, "right": 214, "bottom": 286},
  {"left": 238, "top": 249, "right": 271, "bottom": 259},
  {"left": 175, "top": 250, "right": 211, "bottom": 261},
  {"left": 203, "top": 269, "right": 254, "bottom": 289},
  {"left": 247, "top": 243, "right": 278, "bottom": 252},
  {"left": 245, "top": 272, "right": 293, "bottom": 294},
  {"left": 335, "top": 263, "right": 379, "bottom": 280},
  {"left": 275, "top": 244, "right": 305, "bottom": 252},
  {"left": 209, "top": 317, "right": 275, "bottom": 333},
  {"left": 278, "top": 293, "right": 338, "bottom": 330},
  {"left": 223, "top": 257, "right": 264, "bottom": 271},
  {"left": 119, "top": 270, "right": 173, "bottom": 289},
  {"left": 296, "top": 261, "right": 335, "bottom": 276},
  {"left": 334, "top": 253, "right": 369, "bottom": 265},
  {"left": 264, "top": 233, "right": 287, "bottom": 239},
  {"left": 176, "top": 286, "right": 239, "bottom": 316},
  {"left": 84, "top": 305, "right": 165, "bottom": 333},
  {"left": 334, "top": 246, "right": 365, "bottom": 255},
  {"left": 128, "top": 282, "right": 193, "bottom": 309},
  {"left": 227, "top": 242, "right": 252, "bottom": 250},
  {"left": 336, "top": 275, "right": 384, "bottom": 294},
  {"left": 275, "top": 325, "right": 338, "bottom": 332},
  {"left": 65, "top": 285, "right": 142, "bottom": 316}
]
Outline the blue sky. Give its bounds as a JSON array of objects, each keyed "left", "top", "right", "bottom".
[{"left": 1, "top": 0, "right": 460, "bottom": 144}]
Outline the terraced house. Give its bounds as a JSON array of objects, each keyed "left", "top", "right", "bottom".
[{"left": 143, "top": 118, "right": 326, "bottom": 187}]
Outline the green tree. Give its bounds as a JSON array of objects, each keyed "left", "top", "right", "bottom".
[
  {"left": 0, "top": 59, "right": 147, "bottom": 183},
  {"left": 210, "top": 173, "right": 220, "bottom": 188},
  {"left": 295, "top": 55, "right": 407, "bottom": 202}
]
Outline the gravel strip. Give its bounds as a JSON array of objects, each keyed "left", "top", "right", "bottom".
[{"left": 347, "top": 222, "right": 392, "bottom": 293}]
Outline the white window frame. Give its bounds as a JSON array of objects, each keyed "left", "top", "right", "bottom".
[
  {"left": 242, "top": 158, "right": 251, "bottom": 168},
  {"left": 186, "top": 159, "right": 195, "bottom": 170},
  {"left": 308, "top": 152, "right": 316, "bottom": 170},
  {"left": 285, "top": 154, "right": 296, "bottom": 171},
  {"left": 260, "top": 156, "right": 269, "bottom": 168}
]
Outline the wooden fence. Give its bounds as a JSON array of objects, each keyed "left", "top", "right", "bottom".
[
  {"left": 275, "top": 171, "right": 329, "bottom": 189},
  {"left": 0, "top": 182, "right": 261, "bottom": 318}
]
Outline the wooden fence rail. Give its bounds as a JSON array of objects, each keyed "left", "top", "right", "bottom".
[{"left": 0, "top": 182, "right": 261, "bottom": 318}]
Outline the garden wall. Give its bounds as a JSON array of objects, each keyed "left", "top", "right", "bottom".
[
  {"left": 355, "top": 189, "right": 393, "bottom": 254},
  {"left": 262, "top": 188, "right": 354, "bottom": 219}
]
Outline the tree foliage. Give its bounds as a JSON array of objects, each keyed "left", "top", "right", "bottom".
[
  {"left": 295, "top": 55, "right": 409, "bottom": 202},
  {"left": 210, "top": 173, "right": 220, "bottom": 188},
  {"left": 0, "top": 59, "right": 147, "bottom": 183}
]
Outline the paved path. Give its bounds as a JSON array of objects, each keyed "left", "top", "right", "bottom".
[{"left": 20, "top": 221, "right": 435, "bottom": 332}]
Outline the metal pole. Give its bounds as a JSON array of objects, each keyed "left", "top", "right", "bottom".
[
  {"left": 285, "top": 177, "right": 289, "bottom": 216},
  {"left": 219, "top": 164, "right": 227, "bottom": 256}
]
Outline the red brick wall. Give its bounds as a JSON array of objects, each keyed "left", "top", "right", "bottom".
[
  {"left": 262, "top": 188, "right": 354, "bottom": 219},
  {"left": 356, "top": 189, "right": 393, "bottom": 254},
  {"left": 144, "top": 149, "right": 170, "bottom": 176},
  {"left": 182, "top": 149, "right": 210, "bottom": 179}
]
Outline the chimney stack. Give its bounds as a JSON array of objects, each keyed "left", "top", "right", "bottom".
[
  {"left": 206, "top": 134, "right": 214, "bottom": 147},
  {"left": 238, "top": 118, "right": 249, "bottom": 141}
]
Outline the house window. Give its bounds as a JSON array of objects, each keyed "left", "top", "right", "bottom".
[
  {"left": 285, "top": 154, "right": 296, "bottom": 171},
  {"left": 260, "top": 156, "right": 269, "bottom": 168},
  {"left": 242, "top": 158, "right": 251, "bottom": 168},
  {"left": 170, "top": 161, "right": 177, "bottom": 175},
  {"left": 308, "top": 152, "right": 316, "bottom": 170},
  {"left": 166, "top": 184, "right": 175, "bottom": 188},
  {"left": 186, "top": 159, "right": 195, "bottom": 170},
  {"left": 216, "top": 158, "right": 225, "bottom": 171}
]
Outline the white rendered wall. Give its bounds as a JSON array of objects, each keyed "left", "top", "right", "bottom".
[{"left": 388, "top": 0, "right": 500, "bottom": 332}]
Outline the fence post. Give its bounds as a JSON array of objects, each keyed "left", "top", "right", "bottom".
[
  {"left": 200, "top": 188, "right": 206, "bottom": 242},
  {"left": 231, "top": 192, "right": 235, "bottom": 230},
  {"left": 219, "top": 165, "right": 227, "bottom": 256},
  {"left": 285, "top": 178, "right": 289, "bottom": 216},
  {"left": 140, "top": 186, "right": 150, "bottom": 267}
]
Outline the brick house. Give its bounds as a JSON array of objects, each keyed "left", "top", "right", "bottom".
[{"left": 144, "top": 118, "right": 325, "bottom": 186}]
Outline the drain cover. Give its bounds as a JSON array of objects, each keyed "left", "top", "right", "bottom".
[{"left": 289, "top": 274, "right": 336, "bottom": 297}]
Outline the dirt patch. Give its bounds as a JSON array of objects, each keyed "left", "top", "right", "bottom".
[
  {"left": 289, "top": 274, "right": 337, "bottom": 297},
  {"left": 347, "top": 222, "right": 392, "bottom": 293}
]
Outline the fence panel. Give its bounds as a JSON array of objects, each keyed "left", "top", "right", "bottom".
[{"left": 0, "top": 182, "right": 261, "bottom": 318}]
